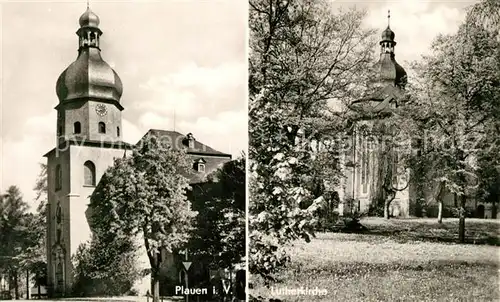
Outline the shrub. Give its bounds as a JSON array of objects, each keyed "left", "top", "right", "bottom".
[{"left": 72, "top": 235, "right": 141, "bottom": 297}]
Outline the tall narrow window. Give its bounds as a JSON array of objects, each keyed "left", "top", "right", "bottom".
[
  {"left": 83, "top": 161, "right": 96, "bottom": 186},
  {"left": 74, "top": 122, "right": 81, "bottom": 134},
  {"left": 117, "top": 126, "right": 120, "bottom": 137},
  {"left": 392, "top": 152, "right": 399, "bottom": 185},
  {"left": 360, "top": 134, "right": 366, "bottom": 183},
  {"left": 55, "top": 165, "right": 62, "bottom": 190},
  {"left": 99, "top": 122, "right": 106, "bottom": 133},
  {"left": 362, "top": 133, "right": 368, "bottom": 194},
  {"left": 98, "top": 122, "right": 106, "bottom": 134},
  {"left": 56, "top": 203, "right": 62, "bottom": 224},
  {"left": 198, "top": 163, "right": 205, "bottom": 173}
]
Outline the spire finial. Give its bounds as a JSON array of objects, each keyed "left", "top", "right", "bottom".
[
  {"left": 87, "top": 0, "right": 89, "bottom": 9},
  {"left": 388, "top": 9, "right": 391, "bottom": 27}
]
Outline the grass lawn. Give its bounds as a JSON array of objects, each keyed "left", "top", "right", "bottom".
[{"left": 250, "top": 217, "right": 500, "bottom": 302}]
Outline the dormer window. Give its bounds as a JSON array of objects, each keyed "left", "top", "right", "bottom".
[
  {"left": 194, "top": 158, "right": 206, "bottom": 173},
  {"left": 185, "top": 133, "right": 195, "bottom": 149}
]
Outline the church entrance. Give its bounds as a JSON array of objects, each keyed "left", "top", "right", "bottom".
[
  {"left": 54, "top": 262, "right": 64, "bottom": 296},
  {"left": 55, "top": 263, "right": 63, "bottom": 288},
  {"left": 53, "top": 246, "right": 65, "bottom": 296}
]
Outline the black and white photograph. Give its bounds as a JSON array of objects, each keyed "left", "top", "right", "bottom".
[
  {"left": 249, "top": 0, "right": 499, "bottom": 301},
  {"left": 0, "top": 1, "right": 246, "bottom": 301},
  {"left": 1, "top": 0, "right": 500, "bottom": 301}
]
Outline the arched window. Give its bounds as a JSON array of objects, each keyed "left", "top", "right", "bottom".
[
  {"left": 83, "top": 161, "right": 96, "bottom": 186},
  {"left": 74, "top": 122, "right": 81, "bottom": 134},
  {"left": 117, "top": 126, "right": 120, "bottom": 137},
  {"left": 55, "top": 165, "right": 62, "bottom": 190},
  {"left": 98, "top": 122, "right": 106, "bottom": 134}
]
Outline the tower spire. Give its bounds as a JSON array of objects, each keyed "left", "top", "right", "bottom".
[
  {"left": 380, "top": 10, "right": 396, "bottom": 55},
  {"left": 77, "top": 4, "right": 102, "bottom": 51}
]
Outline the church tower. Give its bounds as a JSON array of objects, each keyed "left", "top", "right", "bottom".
[
  {"left": 339, "top": 11, "right": 410, "bottom": 217},
  {"left": 377, "top": 11, "right": 407, "bottom": 89},
  {"left": 44, "top": 6, "right": 131, "bottom": 296}
]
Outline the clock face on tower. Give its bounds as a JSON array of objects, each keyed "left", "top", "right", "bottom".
[{"left": 96, "top": 104, "right": 107, "bottom": 116}]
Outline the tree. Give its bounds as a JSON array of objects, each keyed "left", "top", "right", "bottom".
[
  {"left": 24, "top": 163, "right": 49, "bottom": 295},
  {"left": 72, "top": 234, "right": 141, "bottom": 297},
  {"left": 0, "top": 186, "right": 31, "bottom": 299},
  {"left": 189, "top": 155, "right": 246, "bottom": 271},
  {"left": 249, "top": 0, "right": 377, "bottom": 282},
  {"left": 187, "top": 155, "right": 246, "bottom": 299},
  {"left": 465, "top": 0, "right": 500, "bottom": 218},
  {"left": 408, "top": 0, "right": 499, "bottom": 239},
  {"left": 88, "top": 137, "right": 197, "bottom": 302}
]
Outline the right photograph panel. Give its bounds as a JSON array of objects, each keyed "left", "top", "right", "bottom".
[{"left": 248, "top": 0, "right": 500, "bottom": 301}]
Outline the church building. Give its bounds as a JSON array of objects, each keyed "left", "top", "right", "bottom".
[
  {"left": 44, "top": 7, "right": 231, "bottom": 296},
  {"left": 334, "top": 13, "right": 411, "bottom": 217},
  {"left": 333, "top": 13, "right": 495, "bottom": 220}
]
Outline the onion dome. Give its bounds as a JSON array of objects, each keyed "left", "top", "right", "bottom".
[
  {"left": 378, "top": 53, "right": 407, "bottom": 88},
  {"left": 348, "top": 11, "right": 408, "bottom": 116},
  {"left": 381, "top": 26, "right": 395, "bottom": 43},
  {"left": 79, "top": 7, "right": 100, "bottom": 27},
  {"left": 56, "top": 8, "right": 123, "bottom": 103}
]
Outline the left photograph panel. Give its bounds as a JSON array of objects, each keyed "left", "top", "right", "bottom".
[{"left": 0, "top": 1, "right": 247, "bottom": 301}]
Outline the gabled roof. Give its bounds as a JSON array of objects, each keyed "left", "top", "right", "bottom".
[{"left": 138, "top": 129, "right": 232, "bottom": 157}]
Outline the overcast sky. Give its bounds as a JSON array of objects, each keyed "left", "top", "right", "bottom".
[
  {"left": 355, "top": 0, "right": 478, "bottom": 76},
  {"left": 0, "top": 0, "right": 478, "bottom": 206}
]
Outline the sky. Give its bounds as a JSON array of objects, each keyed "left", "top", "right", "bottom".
[
  {"left": 0, "top": 0, "right": 479, "bottom": 206},
  {"left": 0, "top": 0, "right": 247, "bottom": 205},
  {"left": 347, "top": 0, "right": 479, "bottom": 78}
]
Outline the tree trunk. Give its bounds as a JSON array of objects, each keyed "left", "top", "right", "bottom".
[
  {"left": 14, "top": 270, "right": 19, "bottom": 300},
  {"left": 436, "top": 181, "right": 446, "bottom": 224},
  {"left": 144, "top": 227, "right": 161, "bottom": 302},
  {"left": 459, "top": 195, "right": 466, "bottom": 243},
  {"left": 437, "top": 200, "right": 443, "bottom": 224},
  {"left": 151, "top": 270, "right": 160, "bottom": 302},
  {"left": 384, "top": 199, "right": 390, "bottom": 219},
  {"left": 26, "top": 269, "right": 29, "bottom": 300}
]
